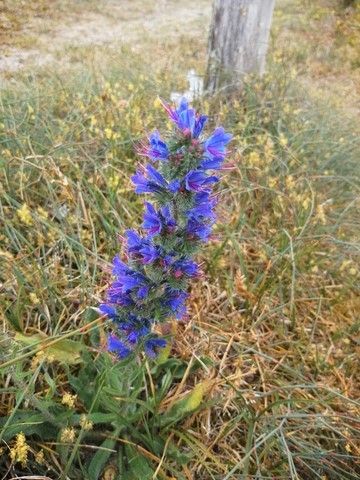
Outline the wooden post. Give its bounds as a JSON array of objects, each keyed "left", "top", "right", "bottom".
[{"left": 205, "top": 0, "right": 276, "bottom": 92}]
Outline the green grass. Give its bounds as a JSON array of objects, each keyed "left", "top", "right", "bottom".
[{"left": 0, "top": 2, "right": 359, "bottom": 479}]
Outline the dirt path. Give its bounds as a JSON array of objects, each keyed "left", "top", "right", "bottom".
[
  {"left": 0, "top": 0, "right": 212, "bottom": 75},
  {"left": 1, "top": 0, "right": 359, "bottom": 115}
]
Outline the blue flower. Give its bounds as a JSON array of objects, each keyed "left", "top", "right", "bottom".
[
  {"left": 142, "top": 203, "right": 176, "bottom": 237},
  {"left": 116, "top": 272, "right": 147, "bottom": 293},
  {"left": 184, "top": 170, "right": 207, "bottom": 192},
  {"left": 107, "top": 285, "right": 135, "bottom": 306},
  {"left": 125, "top": 229, "right": 143, "bottom": 254},
  {"left": 169, "top": 179, "right": 181, "bottom": 193},
  {"left": 193, "top": 115, "right": 208, "bottom": 138},
  {"left": 139, "top": 243, "right": 160, "bottom": 264},
  {"left": 99, "top": 304, "right": 118, "bottom": 319},
  {"left": 186, "top": 203, "right": 215, "bottom": 222},
  {"left": 172, "top": 258, "right": 198, "bottom": 278},
  {"left": 146, "top": 164, "right": 168, "bottom": 188},
  {"left": 107, "top": 334, "right": 131, "bottom": 358},
  {"left": 144, "top": 335, "right": 167, "bottom": 357},
  {"left": 137, "top": 285, "right": 150, "bottom": 298},
  {"left": 162, "top": 288, "right": 188, "bottom": 318},
  {"left": 132, "top": 165, "right": 180, "bottom": 196},
  {"left": 142, "top": 202, "right": 162, "bottom": 236},
  {"left": 184, "top": 170, "right": 219, "bottom": 192},
  {"left": 112, "top": 255, "right": 132, "bottom": 276},
  {"left": 162, "top": 97, "right": 208, "bottom": 138},
  {"left": 161, "top": 205, "right": 176, "bottom": 232},
  {"left": 131, "top": 169, "right": 163, "bottom": 194},
  {"left": 199, "top": 158, "right": 223, "bottom": 170},
  {"left": 139, "top": 130, "right": 169, "bottom": 162},
  {"left": 125, "top": 229, "right": 160, "bottom": 264},
  {"left": 203, "top": 127, "right": 232, "bottom": 160},
  {"left": 111, "top": 255, "right": 149, "bottom": 295},
  {"left": 127, "top": 323, "right": 151, "bottom": 345},
  {"left": 186, "top": 219, "right": 213, "bottom": 242}
]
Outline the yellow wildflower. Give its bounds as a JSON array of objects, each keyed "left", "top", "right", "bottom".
[
  {"left": 30, "top": 351, "right": 46, "bottom": 371},
  {"left": 37, "top": 206, "right": 48, "bottom": 219},
  {"left": 18, "top": 204, "right": 33, "bottom": 226},
  {"left": 10, "top": 432, "right": 29, "bottom": 467},
  {"left": 316, "top": 204, "right": 326, "bottom": 225},
  {"left": 108, "top": 173, "right": 121, "bottom": 190},
  {"left": 268, "top": 177, "right": 278, "bottom": 188},
  {"left": 340, "top": 259, "right": 351, "bottom": 272},
  {"left": 29, "top": 293, "right": 40, "bottom": 305},
  {"left": 60, "top": 427, "right": 76, "bottom": 443},
  {"left": 80, "top": 415, "right": 94, "bottom": 431},
  {"left": 248, "top": 151, "right": 260, "bottom": 167},
  {"left": 62, "top": 392, "right": 77, "bottom": 408},
  {"left": 104, "top": 128, "right": 113, "bottom": 140},
  {"left": 302, "top": 198, "right": 311, "bottom": 209},
  {"left": 279, "top": 133, "right": 288, "bottom": 148},
  {"left": 154, "top": 97, "right": 162, "bottom": 109},
  {"left": 35, "top": 449, "right": 45, "bottom": 464}
]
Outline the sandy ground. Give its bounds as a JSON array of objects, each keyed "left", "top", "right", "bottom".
[
  {"left": 0, "top": 0, "right": 358, "bottom": 114},
  {"left": 0, "top": 0, "right": 212, "bottom": 75}
]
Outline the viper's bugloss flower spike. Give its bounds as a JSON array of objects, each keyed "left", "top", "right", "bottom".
[{"left": 99, "top": 96, "right": 232, "bottom": 359}]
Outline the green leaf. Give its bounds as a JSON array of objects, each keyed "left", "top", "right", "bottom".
[
  {"left": 160, "top": 380, "right": 214, "bottom": 428},
  {"left": 167, "top": 441, "right": 194, "bottom": 466},
  {"left": 0, "top": 412, "right": 57, "bottom": 441},
  {"left": 87, "top": 428, "right": 121, "bottom": 480},
  {"left": 14, "top": 332, "right": 85, "bottom": 365},
  {"left": 125, "top": 444, "right": 155, "bottom": 479}
]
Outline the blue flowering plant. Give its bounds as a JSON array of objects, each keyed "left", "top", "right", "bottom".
[{"left": 100, "top": 97, "right": 232, "bottom": 359}]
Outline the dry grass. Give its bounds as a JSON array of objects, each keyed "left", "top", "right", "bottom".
[{"left": 0, "top": 0, "right": 359, "bottom": 479}]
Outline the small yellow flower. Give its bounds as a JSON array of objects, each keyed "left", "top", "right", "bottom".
[
  {"left": 279, "top": 133, "right": 288, "bottom": 148},
  {"left": 62, "top": 392, "right": 77, "bottom": 408},
  {"left": 302, "top": 198, "right": 311, "bottom": 209},
  {"left": 154, "top": 97, "right": 162, "bottom": 109},
  {"left": 268, "top": 177, "right": 278, "bottom": 188},
  {"left": 29, "top": 293, "right": 40, "bottom": 305},
  {"left": 80, "top": 415, "right": 94, "bottom": 431},
  {"left": 30, "top": 351, "right": 46, "bottom": 371},
  {"left": 108, "top": 173, "right": 121, "bottom": 190},
  {"left": 248, "top": 151, "right": 260, "bottom": 167},
  {"left": 35, "top": 449, "right": 45, "bottom": 464},
  {"left": 340, "top": 259, "right": 351, "bottom": 272},
  {"left": 345, "top": 443, "right": 351, "bottom": 453},
  {"left": 18, "top": 203, "right": 33, "bottom": 226},
  {"left": 10, "top": 432, "right": 29, "bottom": 467},
  {"left": 316, "top": 204, "right": 326, "bottom": 225},
  {"left": 28, "top": 105, "right": 35, "bottom": 120},
  {"left": 37, "top": 206, "right": 48, "bottom": 219},
  {"left": 60, "top": 427, "right": 76, "bottom": 443},
  {"left": 104, "top": 128, "right": 113, "bottom": 140}
]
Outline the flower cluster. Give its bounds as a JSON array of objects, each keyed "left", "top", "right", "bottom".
[{"left": 100, "top": 97, "right": 232, "bottom": 358}]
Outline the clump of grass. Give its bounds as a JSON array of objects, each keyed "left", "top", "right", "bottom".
[{"left": 1, "top": 2, "right": 359, "bottom": 479}]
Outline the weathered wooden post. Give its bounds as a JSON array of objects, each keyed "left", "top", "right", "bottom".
[{"left": 205, "top": 0, "right": 276, "bottom": 92}]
